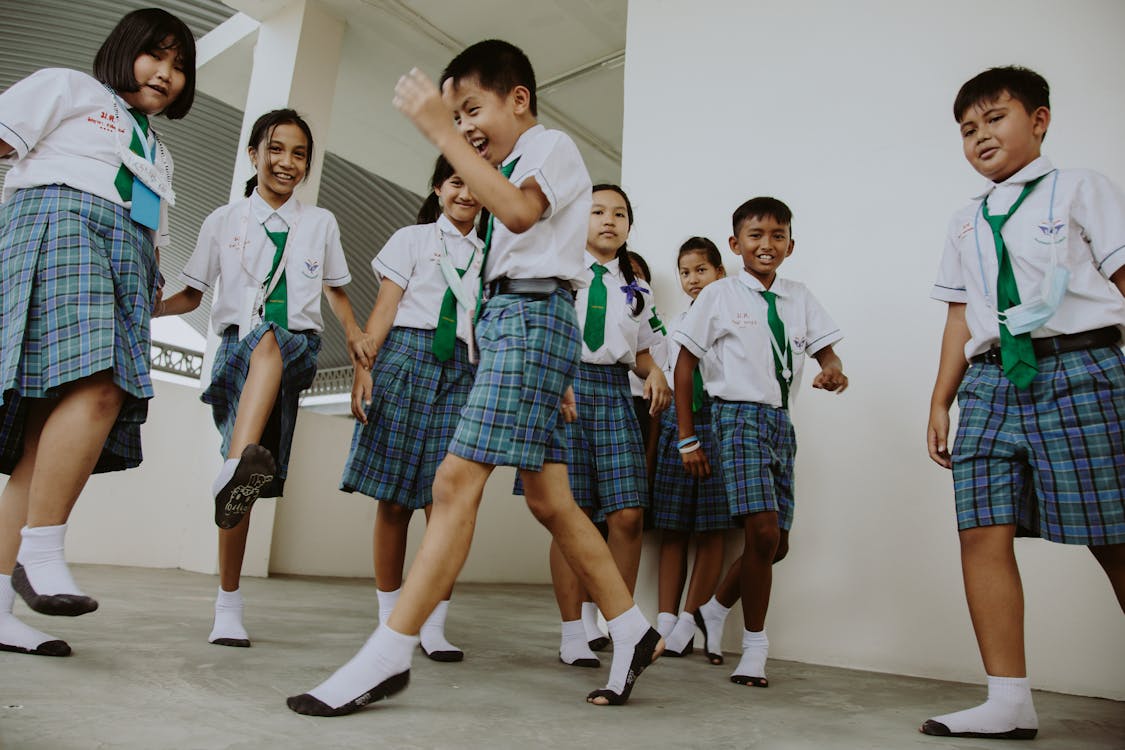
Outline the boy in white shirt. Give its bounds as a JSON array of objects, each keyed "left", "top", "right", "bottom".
[
  {"left": 924, "top": 65, "right": 1125, "bottom": 741},
  {"left": 673, "top": 197, "right": 848, "bottom": 688}
]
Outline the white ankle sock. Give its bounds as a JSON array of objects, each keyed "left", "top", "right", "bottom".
[
  {"left": 927, "top": 676, "right": 1038, "bottom": 735},
  {"left": 656, "top": 611, "right": 677, "bottom": 639},
  {"left": 603, "top": 605, "right": 653, "bottom": 694},
  {"left": 732, "top": 628, "right": 768, "bottom": 681},
  {"left": 665, "top": 611, "right": 696, "bottom": 653},
  {"left": 581, "top": 601, "right": 607, "bottom": 644},
  {"left": 307, "top": 625, "right": 418, "bottom": 709},
  {"left": 420, "top": 600, "right": 460, "bottom": 655},
  {"left": 376, "top": 588, "right": 400, "bottom": 627},
  {"left": 560, "top": 619, "right": 599, "bottom": 666},
  {"left": 211, "top": 458, "right": 240, "bottom": 498},
  {"left": 698, "top": 596, "right": 731, "bottom": 656},
  {"left": 16, "top": 524, "right": 84, "bottom": 597},
  {"left": 208, "top": 587, "right": 249, "bottom": 643},
  {"left": 0, "top": 574, "right": 66, "bottom": 654}
]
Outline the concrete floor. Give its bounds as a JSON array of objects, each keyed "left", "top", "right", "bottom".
[{"left": 0, "top": 566, "right": 1121, "bottom": 750}]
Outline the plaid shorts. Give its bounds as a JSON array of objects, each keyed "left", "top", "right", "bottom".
[
  {"left": 448, "top": 288, "right": 579, "bottom": 471},
  {"left": 341, "top": 327, "right": 474, "bottom": 508},
  {"left": 651, "top": 397, "right": 733, "bottom": 532},
  {"left": 711, "top": 399, "right": 796, "bottom": 530},
  {"left": 521, "top": 362, "right": 647, "bottom": 518},
  {"left": 201, "top": 324, "right": 320, "bottom": 498},
  {"left": 952, "top": 345, "right": 1125, "bottom": 545},
  {"left": 0, "top": 186, "right": 158, "bottom": 474}
]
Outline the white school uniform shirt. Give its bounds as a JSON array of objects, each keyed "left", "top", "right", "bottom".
[
  {"left": 372, "top": 213, "right": 484, "bottom": 344},
  {"left": 180, "top": 191, "right": 351, "bottom": 334},
  {"left": 661, "top": 309, "right": 720, "bottom": 395},
  {"left": 673, "top": 270, "right": 843, "bottom": 408},
  {"left": 931, "top": 156, "right": 1125, "bottom": 359},
  {"left": 0, "top": 68, "right": 173, "bottom": 247},
  {"left": 576, "top": 253, "right": 664, "bottom": 367},
  {"left": 488, "top": 124, "right": 592, "bottom": 287}
]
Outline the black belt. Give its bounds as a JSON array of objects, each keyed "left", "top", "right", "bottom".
[
  {"left": 970, "top": 326, "right": 1121, "bottom": 365},
  {"left": 486, "top": 277, "right": 571, "bottom": 299}
]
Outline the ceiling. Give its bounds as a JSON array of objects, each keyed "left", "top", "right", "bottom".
[{"left": 0, "top": 0, "right": 628, "bottom": 375}]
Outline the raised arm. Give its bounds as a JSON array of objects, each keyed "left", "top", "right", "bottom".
[{"left": 811, "top": 345, "right": 848, "bottom": 393}]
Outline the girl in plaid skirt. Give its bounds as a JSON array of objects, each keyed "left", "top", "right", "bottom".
[
  {"left": 160, "top": 109, "right": 373, "bottom": 647},
  {"left": 339, "top": 155, "right": 483, "bottom": 661},
  {"left": 0, "top": 9, "right": 196, "bottom": 656}
]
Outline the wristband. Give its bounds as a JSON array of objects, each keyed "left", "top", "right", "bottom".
[
  {"left": 676, "top": 436, "right": 699, "bottom": 449},
  {"left": 679, "top": 442, "right": 701, "bottom": 454}
]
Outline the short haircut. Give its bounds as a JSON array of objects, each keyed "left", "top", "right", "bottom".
[
  {"left": 953, "top": 66, "right": 1050, "bottom": 124},
  {"left": 441, "top": 39, "right": 537, "bottom": 116},
  {"left": 93, "top": 8, "right": 197, "bottom": 120},
  {"left": 678, "top": 236, "right": 724, "bottom": 272},
  {"left": 243, "top": 109, "right": 314, "bottom": 197},
  {"left": 732, "top": 197, "right": 793, "bottom": 236}
]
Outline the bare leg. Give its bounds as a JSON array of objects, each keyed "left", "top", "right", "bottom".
[
  {"left": 0, "top": 404, "right": 47, "bottom": 573},
  {"left": 374, "top": 502, "right": 413, "bottom": 592},
  {"left": 1089, "top": 543, "right": 1125, "bottom": 614},
  {"left": 218, "top": 514, "right": 251, "bottom": 592},
  {"left": 683, "top": 530, "right": 725, "bottom": 612},
  {"left": 605, "top": 507, "right": 644, "bottom": 593},
  {"left": 227, "top": 331, "right": 282, "bottom": 457},
  {"left": 740, "top": 512, "right": 780, "bottom": 632},
  {"left": 960, "top": 525, "right": 1025, "bottom": 677},
  {"left": 657, "top": 530, "right": 689, "bottom": 614},
  {"left": 550, "top": 539, "right": 585, "bottom": 621}
]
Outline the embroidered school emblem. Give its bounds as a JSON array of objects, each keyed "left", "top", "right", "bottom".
[
  {"left": 733, "top": 311, "right": 755, "bottom": 328},
  {"left": 1034, "top": 217, "right": 1066, "bottom": 245},
  {"left": 791, "top": 336, "right": 808, "bottom": 354},
  {"left": 956, "top": 222, "right": 973, "bottom": 240},
  {"left": 302, "top": 258, "right": 321, "bottom": 278}
]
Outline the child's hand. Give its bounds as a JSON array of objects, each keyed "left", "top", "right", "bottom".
[
  {"left": 347, "top": 329, "right": 378, "bottom": 371},
  {"left": 351, "top": 367, "right": 374, "bottom": 423},
  {"left": 559, "top": 386, "right": 577, "bottom": 423},
  {"left": 644, "top": 369, "right": 672, "bottom": 415},
  {"left": 680, "top": 445, "right": 710, "bottom": 479},
  {"left": 927, "top": 404, "right": 953, "bottom": 469},
  {"left": 812, "top": 365, "right": 848, "bottom": 393},
  {"left": 152, "top": 285, "right": 165, "bottom": 317},
  {"left": 393, "top": 68, "right": 457, "bottom": 147}
]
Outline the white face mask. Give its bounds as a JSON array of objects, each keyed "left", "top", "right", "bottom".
[{"left": 1000, "top": 258, "right": 1069, "bottom": 335}]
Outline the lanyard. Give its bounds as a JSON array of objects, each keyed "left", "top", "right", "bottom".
[
  {"left": 232, "top": 197, "right": 302, "bottom": 290},
  {"left": 737, "top": 278, "right": 793, "bottom": 382},
  {"left": 972, "top": 169, "right": 1058, "bottom": 311},
  {"left": 104, "top": 87, "right": 175, "bottom": 204},
  {"left": 436, "top": 223, "right": 480, "bottom": 312}
]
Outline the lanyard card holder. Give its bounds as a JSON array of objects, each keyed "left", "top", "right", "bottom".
[{"left": 130, "top": 178, "right": 161, "bottom": 230}]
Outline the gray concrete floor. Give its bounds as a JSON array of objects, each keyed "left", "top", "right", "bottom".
[{"left": 0, "top": 566, "right": 1121, "bottom": 750}]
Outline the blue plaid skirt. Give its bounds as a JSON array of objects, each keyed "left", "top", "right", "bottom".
[
  {"left": 515, "top": 362, "right": 647, "bottom": 520},
  {"left": 449, "top": 288, "right": 579, "bottom": 470},
  {"left": 341, "top": 327, "right": 474, "bottom": 508},
  {"left": 711, "top": 399, "right": 796, "bottom": 530},
  {"left": 952, "top": 345, "right": 1125, "bottom": 545},
  {"left": 201, "top": 324, "right": 320, "bottom": 498},
  {"left": 0, "top": 186, "right": 158, "bottom": 474},
  {"left": 651, "top": 397, "right": 732, "bottom": 532}
]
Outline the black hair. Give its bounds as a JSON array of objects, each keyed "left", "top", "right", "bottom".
[
  {"left": 416, "top": 155, "right": 456, "bottom": 224},
  {"left": 441, "top": 39, "right": 537, "bottom": 116},
  {"left": 732, "top": 196, "right": 793, "bottom": 237},
  {"left": 954, "top": 66, "right": 1050, "bottom": 125},
  {"left": 627, "top": 250, "right": 652, "bottom": 283},
  {"left": 592, "top": 183, "right": 644, "bottom": 316},
  {"left": 677, "top": 236, "right": 724, "bottom": 272},
  {"left": 93, "top": 8, "right": 196, "bottom": 120},
  {"left": 243, "top": 109, "right": 314, "bottom": 198}
]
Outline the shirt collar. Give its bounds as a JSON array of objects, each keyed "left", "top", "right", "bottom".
[
  {"left": 972, "top": 156, "right": 1054, "bottom": 200},
  {"left": 584, "top": 251, "right": 621, "bottom": 277},
  {"left": 502, "top": 124, "right": 545, "bottom": 171},
  {"left": 250, "top": 189, "right": 300, "bottom": 228},
  {"left": 437, "top": 213, "right": 484, "bottom": 249}
]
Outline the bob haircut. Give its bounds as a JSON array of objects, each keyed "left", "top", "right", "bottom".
[{"left": 93, "top": 8, "right": 197, "bottom": 120}]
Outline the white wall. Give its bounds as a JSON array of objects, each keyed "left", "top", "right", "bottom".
[{"left": 622, "top": 0, "right": 1125, "bottom": 699}]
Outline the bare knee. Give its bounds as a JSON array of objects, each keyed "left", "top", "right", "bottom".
[
  {"left": 958, "top": 524, "right": 1016, "bottom": 563},
  {"left": 74, "top": 371, "right": 126, "bottom": 419},
  {"left": 606, "top": 507, "right": 643, "bottom": 540},
  {"left": 377, "top": 501, "right": 414, "bottom": 527},
  {"left": 743, "top": 514, "right": 780, "bottom": 562}
]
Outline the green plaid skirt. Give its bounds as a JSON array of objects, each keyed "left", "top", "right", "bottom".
[{"left": 0, "top": 186, "right": 158, "bottom": 474}]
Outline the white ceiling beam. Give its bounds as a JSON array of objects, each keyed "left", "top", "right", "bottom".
[{"left": 195, "top": 12, "right": 261, "bottom": 69}]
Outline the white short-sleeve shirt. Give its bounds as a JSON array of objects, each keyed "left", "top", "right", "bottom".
[
  {"left": 661, "top": 309, "right": 721, "bottom": 395},
  {"left": 487, "top": 124, "right": 592, "bottom": 287},
  {"left": 0, "top": 68, "right": 174, "bottom": 247},
  {"left": 931, "top": 156, "right": 1125, "bottom": 359},
  {"left": 576, "top": 253, "right": 662, "bottom": 367},
  {"left": 673, "top": 270, "right": 843, "bottom": 408},
  {"left": 372, "top": 213, "right": 484, "bottom": 344},
  {"left": 630, "top": 297, "right": 668, "bottom": 396},
  {"left": 180, "top": 191, "right": 351, "bottom": 334}
]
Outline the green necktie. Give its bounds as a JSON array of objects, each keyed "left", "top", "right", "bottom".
[
  {"left": 433, "top": 262, "right": 469, "bottom": 362},
  {"left": 760, "top": 290, "right": 792, "bottom": 408},
  {"left": 475, "top": 157, "right": 520, "bottom": 322},
  {"left": 691, "top": 367, "right": 706, "bottom": 412},
  {"left": 981, "top": 175, "right": 1045, "bottom": 389},
  {"left": 263, "top": 229, "right": 289, "bottom": 328},
  {"left": 114, "top": 109, "right": 149, "bottom": 202},
  {"left": 584, "top": 264, "right": 608, "bottom": 351}
]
